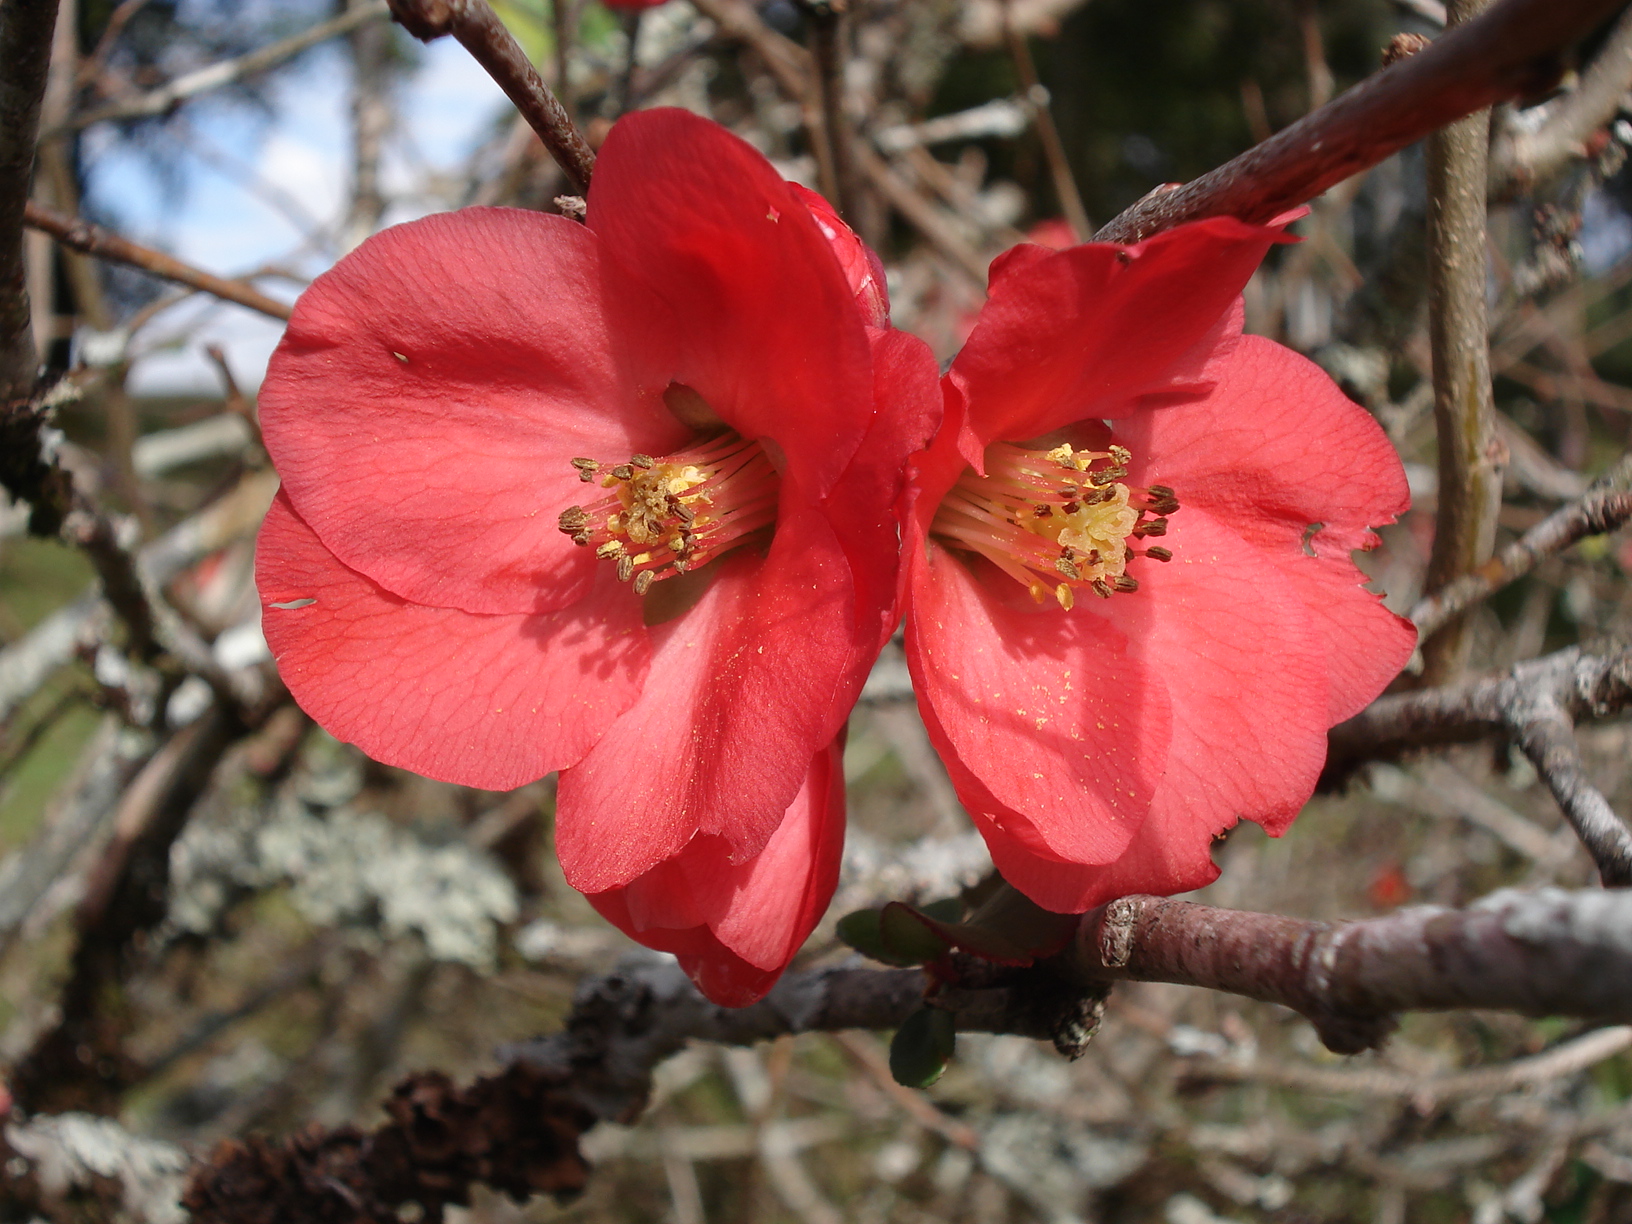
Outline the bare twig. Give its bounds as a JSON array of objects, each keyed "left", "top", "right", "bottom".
[
  {"left": 1325, "top": 642, "right": 1632, "bottom": 780},
  {"left": 0, "top": 0, "right": 60, "bottom": 405},
  {"left": 856, "top": 145, "right": 991, "bottom": 288},
  {"left": 24, "top": 201, "right": 292, "bottom": 320},
  {"left": 387, "top": 0, "right": 595, "bottom": 194},
  {"left": 1411, "top": 451, "right": 1632, "bottom": 637},
  {"left": 799, "top": 0, "right": 856, "bottom": 218},
  {"left": 1001, "top": 4, "right": 1090, "bottom": 241},
  {"left": 1184, "top": 1024, "right": 1632, "bottom": 1103},
  {"left": 1091, "top": 0, "right": 1627, "bottom": 244},
  {"left": 0, "top": 716, "right": 153, "bottom": 959},
  {"left": 57, "top": 0, "right": 391, "bottom": 134},
  {"left": 0, "top": 470, "right": 279, "bottom": 723},
  {"left": 1420, "top": 0, "right": 1502, "bottom": 684},
  {"left": 1491, "top": 2, "right": 1632, "bottom": 195},
  {"left": 1508, "top": 692, "right": 1632, "bottom": 886}
]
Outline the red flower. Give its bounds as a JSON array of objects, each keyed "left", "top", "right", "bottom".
[
  {"left": 255, "top": 109, "right": 940, "bottom": 1002},
  {"left": 903, "top": 217, "right": 1416, "bottom": 913}
]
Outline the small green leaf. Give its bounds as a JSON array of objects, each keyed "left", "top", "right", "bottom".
[
  {"left": 918, "top": 897, "right": 965, "bottom": 924},
  {"left": 836, "top": 908, "right": 921, "bottom": 966},
  {"left": 889, "top": 1007, "right": 957, "bottom": 1088},
  {"left": 880, "top": 902, "right": 954, "bottom": 963}
]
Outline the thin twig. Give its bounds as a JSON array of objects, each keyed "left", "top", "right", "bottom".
[
  {"left": 1411, "top": 451, "right": 1632, "bottom": 637},
  {"left": 1326, "top": 643, "right": 1632, "bottom": 781},
  {"left": 1184, "top": 1025, "right": 1632, "bottom": 1103},
  {"left": 1091, "top": 0, "right": 1626, "bottom": 244},
  {"left": 799, "top": 0, "right": 861, "bottom": 221},
  {"left": 1001, "top": 0, "right": 1090, "bottom": 240},
  {"left": 1491, "top": 1, "right": 1632, "bottom": 196},
  {"left": 1508, "top": 693, "right": 1632, "bottom": 886},
  {"left": 387, "top": 0, "right": 595, "bottom": 194},
  {"left": 24, "top": 201, "right": 292, "bottom": 320},
  {"left": 1420, "top": 0, "right": 1502, "bottom": 683},
  {"left": 55, "top": 1, "right": 391, "bottom": 134}
]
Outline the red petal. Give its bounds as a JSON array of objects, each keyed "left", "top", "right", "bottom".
[
  {"left": 905, "top": 541, "right": 1172, "bottom": 867},
  {"left": 556, "top": 510, "right": 864, "bottom": 892},
  {"left": 259, "top": 207, "right": 684, "bottom": 617},
  {"left": 951, "top": 217, "right": 1292, "bottom": 445},
  {"left": 823, "top": 326, "right": 944, "bottom": 654},
  {"left": 789, "top": 182, "right": 890, "bottom": 326},
  {"left": 256, "top": 492, "right": 648, "bottom": 790},
  {"left": 589, "top": 110, "right": 874, "bottom": 495},
  {"left": 1121, "top": 336, "right": 1415, "bottom": 723},
  {"left": 1008, "top": 509, "right": 1331, "bottom": 912},
  {"left": 587, "top": 738, "right": 846, "bottom": 1006}
]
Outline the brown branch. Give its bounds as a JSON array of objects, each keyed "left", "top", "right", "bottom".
[
  {"left": 1062, "top": 889, "right": 1632, "bottom": 1054},
  {"left": 798, "top": 0, "right": 855, "bottom": 218},
  {"left": 1491, "top": 1, "right": 1632, "bottom": 195},
  {"left": 55, "top": 1, "right": 391, "bottom": 135},
  {"left": 1509, "top": 690, "right": 1632, "bottom": 885},
  {"left": 178, "top": 880, "right": 1632, "bottom": 1212},
  {"left": 386, "top": 0, "right": 595, "bottom": 195},
  {"left": 1411, "top": 450, "right": 1632, "bottom": 637},
  {"left": 24, "top": 201, "right": 292, "bottom": 320},
  {"left": 1324, "top": 642, "right": 1632, "bottom": 780},
  {"left": 1091, "top": 0, "right": 1628, "bottom": 244},
  {"left": 0, "top": 0, "right": 60, "bottom": 406},
  {"left": 1421, "top": 0, "right": 1504, "bottom": 683}
]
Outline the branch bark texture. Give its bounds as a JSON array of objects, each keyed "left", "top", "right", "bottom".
[
  {"left": 24, "top": 201, "right": 292, "bottom": 320},
  {"left": 1065, "top": 890, "right": 1632, "bottom": 1054},
  {"left": 1091, "top": 0, "right": 1625, "bottom": 244},
  {"left": 1421, "top": 0, "right": 1502, "bottom": 683},
  {"left": 1325, "top": 643, "right": 1632, "bottom": 780},
  {"left": 0, "top": 0, "right": 60, "bottom": 406}
]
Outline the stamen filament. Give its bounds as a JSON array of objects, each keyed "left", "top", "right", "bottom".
[
  {"left": 559, "top": 430, "right": 780, "bottom": 589},
  {"left": 930, "top": 440, "right": 1179, "bottom": 604}
]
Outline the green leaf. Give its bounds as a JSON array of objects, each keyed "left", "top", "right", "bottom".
[
  {"left": 835, "top": 908, "right": 921, "bottom": 967},
  {"left": 889, "top": 1007, "right": 957, "bottom": 1088},
  {"left": 918, "top": 897, "right": 966, "bottom": 923},
  {"left": 880, "top": 901, "right": 954, "bottom": 963}
]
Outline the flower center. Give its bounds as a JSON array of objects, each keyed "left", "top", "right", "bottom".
[
  {"left": 930, "top": 440, "right": 1178, "bottom": 610},
  {"left": 557, "top": 432, "right": 779, "bottom": 594}
]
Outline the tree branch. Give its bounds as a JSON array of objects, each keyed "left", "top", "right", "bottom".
[
  {"left": 1325, "top": 642, "right": 1632, "bottom": 780},
  {"left": 386, "top": 0, "right": 595, "bottom": 195},
  {"left": 0, "top": 0, "right": 60, "bottom": 406},
  {"left": 1490, "top": 0, "right": 1632, "bottom": 195},
  {"left": 1063, "top": 888, "right": 1632, "bottom": 1053},
  {"left": 1509, "top": 691, "right": 1632, "bottom": 885},
  {"left": 175, "top": 881, "right": 1632, "bottom": 1215},
  {"left": 1091, "top": 0, "right": 1627, "bottom": 244},
  {"left": 24, "top": 201, "right": 292, "bottom": 320},
  {"left": 55, "top": 1, "right": 392, "bottom": 135},
  {"left": 1421, "top": 0, "right": 1503, "bottom": 683},
  {"left": 1411, "top": 449, "right": 1632, "bottom": 638}
]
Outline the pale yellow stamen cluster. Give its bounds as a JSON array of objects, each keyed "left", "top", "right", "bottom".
[
  {"left": 558, "top": 433, "right": 777, "bottom": 593},
  {"left": 932, "top": 440, "right": 1177, "bottom": 609}
]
